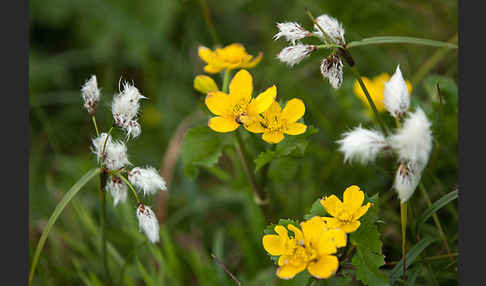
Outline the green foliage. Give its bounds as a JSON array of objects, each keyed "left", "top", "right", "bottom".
[
  {"left": 181, "top": 126, "right": 229, "bottom": 179},
  {"left": 350, "top": 194, "right": 389, "bottom": 286},
  {"left": 303, "top": 197, "right": 327, "bottom": 220}
]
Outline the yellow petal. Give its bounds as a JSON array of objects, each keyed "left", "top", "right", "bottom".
[
  {"left": 208, "top": 116, "right": 239, "bottom": 133},
  {"left": 343, "top": 185, "right": 364, "bottom": 212},
  {"left": 301, "top": 217, "right": 326, "bottom": 246},
  {"left": 194, "top": 75, "right": 219, "bottom": 94},
  {"left": 276, "top": 263, "right": 306, "bottom": 280},
  {"left": 229, "top": 69, "right": 253, "bottom": 103},
  {"left": 307, "top": 255, "right": 339, "bottom": 279},
  {"left": 243, "top": 52, "right": 263, "bottom": 68},
  {"left": 274, "top": 225, "right": 289, "bottom": 239},
  {"left": 321, "top": 217, "right": 342, "bottom": 229},
  {"left": 198, "top": 46, "right": 213, "bottom": 63},
  {"left": 262, "top": 131, "right": 285, "bottom": 144},
  {"left": 263, "top": 100, "right": 282, "bottom": 116},
  {"left": 406, "top": 80, "right": 413, "bottom": 94},
  {"left": 353, "top": 203, "right": 371, "bottom": 220},
  {"left": 373, "top": 73, "right": 390, "bottom": 84},
  {"left": 281, "top": 98, "right": 305, "bottom": 123},
  {"left": 278, "top": 255, "right": 289, "bottom": 266},
  {"left": 244, "top": 120, "right": 265, "bottom": 133},
  {"left": 205, "top": 91, "right": 230, "bottom": 116},
  {"left": 204, "top": 64, "right": 223, "bottom": 74},
  {"left": 340, "top": 221, "right": 361, "bottom": 233},
  {"left": 321, "top": 229, "right": 347, "bottom": 249},
  {"left": 320, "top": 195, "right": 343, "bottom": 218},
  {"left": 285, "top": 122, "right": 307, "bottom": 135},
  {"left": 287, "top": 224, "right": 304, "bottom": 243},
  {"left": 247, "top": 85, "right": 277, "bottom": 116},
  {"left": 263, "top": 234, "right": 285, "bottom": 256}
]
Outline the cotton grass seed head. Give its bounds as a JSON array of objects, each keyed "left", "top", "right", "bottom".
[
  {"left": 136, "top": 204, "right": 160, "bottom": 243},
  {"left": 274, "top": 22, "right": 311, "bottom": 44},
  {"left": 277, "top": 44, "right": 316, "bottom": 67},
  {"left": 394, "top": 160, "right": 425, "bottom": 203},
  {"left": 91, "top": 133, "right": 131, "bottom": 170},
  {"left": 313, "top": 14, "right": 346, "bottom": 45},
  {"left": 337, "top": 126, "right": 388, "bottom": 165},
  {"left": 320, "top": 54, "right": 343, "bottom": 89},
  {"left": 81, "top": 75, "right": 101, "bottom": 115},
  {"left": 383, "top": 65, "right": 410, "bottom": 119},
  {"left": 112, "top": 81, "right": 147, "bottom": 139},
  {"left": 389, "top": 107, "right": 432, "bottom": 165},
  {"left": 106, "top": 176, "right": 128, "bottom": 206},
  {"left": 128, "top": 166, "right": 167, "bottom": 196}
]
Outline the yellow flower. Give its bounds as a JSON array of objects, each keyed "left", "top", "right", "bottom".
[
  {"left": 262, "top": 217, "right": 347, "bottom": 280},
  {"left": 245, "top": 99, "right": 307, "bottom": 144},
  {"left": 193, "top": 75, "right": 219, "bottom": 94},
  {"left": 320, "top": 185, "right": 371, "bottom": 233},
  {"left": 353, "top": 73, "right": 412, "bottom": 112},
  {"left": 205, "top": 69, "right": 276, "bottom": 133},
  {"left": 198, "top": 43, "right": 263, "bottom": 74}
]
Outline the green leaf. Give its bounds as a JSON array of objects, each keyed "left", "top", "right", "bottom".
[
  {"left": 416, "top": 190, "right": 458, "bottom": 230},
  {"left": 347, "top": 36, "right": 458, "bottom": 49},
  {"left": 181, "top": 126, "right": 228, "bottom": 179},
  {"left": 254, "top": 126, "right": 318, "bottom": 173},
  {"left": 303, "top": 198, "right": 328, "bottom": 220},
  {"left": 29, "top": 168, "right": 101, "bottom": 286},
  {"left": 350, "top": 193, "right": 389, "bottom": 286},
  {"left": 389, "top": 236, "right": 438, "bottom": 285}
]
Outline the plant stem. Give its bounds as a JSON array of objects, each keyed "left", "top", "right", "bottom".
[
  {"left": 91, "top": 115, "right": 100, "bottom": 136},
  {"left": 400, "top": 201, "right": 408, "bottom": 286},
  {"left": 418, "top": 182, "right": 453, "bottom": 260},
  {"left": 116, "top": 173, "right": 142, "bottom": 204},
  {"left": 222, "top": 69, "right": 231, "bottom": 92},
  {"left": 197, "top": 0, "right": 220, "bottom": 46}
]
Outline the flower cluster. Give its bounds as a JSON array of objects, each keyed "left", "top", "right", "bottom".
[
  {"left": 338, "top": 66, "right": 433, "bottom": 203},
  {"left": 263, "top": 186, "right": 370, "bottom": 280},
  {"left": 82, "top": 75, "right": 167, "bottom": 243},
  {"left": 198, "top": 43, "right": 262, "bottom": 74},
  {"left": 274, "top": 14, "right": 347, "bottom": 89}
]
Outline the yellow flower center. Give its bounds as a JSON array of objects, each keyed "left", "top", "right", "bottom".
[{"left": 260, "top": 114, "right": 285, "bottom": 133}]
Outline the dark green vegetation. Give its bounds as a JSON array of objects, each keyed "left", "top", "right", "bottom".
[{"left": 29, "top": 0, "right": 457, "bottom": 285}]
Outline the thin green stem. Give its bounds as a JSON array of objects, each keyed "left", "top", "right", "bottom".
[
  {"left": 197, "top": 0, "right": 221, "bottom": 46},
  {"left": 400, "top": 202, "right": 408, "bottom": 286},
  {"left": 306, "top": 10, "right": 335, "bottom": 46},
  {"left": 91, "top": 115, "right": 100, "bottom": 136},
  {"left": 101, "top": 126, "right": 115, "bottom": 164},
  {"left": 350, "top": 66, "right": 390, "bottom": 136},
  {"left": 306, "top": 276, "right": 316, "bottom": 286},
  {"left": 116, "top": 173, "right": 142, "bottom": 204},
  {"left": 418, "top": 182, "right": 453, "bottom": 260},
  {"left": 316, "top": 43, "right": 343, "bottom": 50},
  {"left": 222, "top": 69, "right": 231, "bottom": 93}
]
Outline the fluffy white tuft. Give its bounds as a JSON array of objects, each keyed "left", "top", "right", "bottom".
[
  {"left": 313, "top": 14, "right": 345, "bottom": 45},
  {"left": 274, "top": 22, "right": 310, "bottom": 44},
  {"left": 389, "top": 107, "right": 433, "bottom": 165},
  {"left": 128, "top": 166, "right": 167, "bottom": 196},
  {"left": 91, "top": 133, "right": 131, "bottom": 170},
  {"left": 394, "top": 160, "right": 425, "bottom": 203},
  {"left": 383, "top": 65, "right": 410, "bottom": 119},
  {"left": 320, "top": 55, "right": 343, "bottom": 89},
  {"left": 277, "top": 44, "right": 316, "bottom": 67},
  {"left": 106, "top": 177, "right": 128, "bottom": 206},
  {"left": 81, "top": 75, "right": 101, "bottom": 115},
  {"left": 337, "top": 126, "right": 388, "bottom": 164},
  {"left": 136, "top": 204, "right": 160, "bottom": 243},
  {"left": 112, "top": 82, "right": 147, "bottom": 139}
]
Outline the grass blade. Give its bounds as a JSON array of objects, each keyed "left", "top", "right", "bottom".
[
  {"left": 29, "top": 168, "right": 101, "bottom": 286},
  {"left": 347, "top": 36, "right": 458, "bottom": 49},
  {"left": 389, "top": 236, "right": 438, "bottom": 285},
  {"left": 417, "top": 190, "right": 458, "bottom": 230}
]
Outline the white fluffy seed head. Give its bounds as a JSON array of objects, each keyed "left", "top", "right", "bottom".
[
  {"left": 394, "top": 160, "right": 425, "bottom": 203},
  {"left": 91, "top": 133, "right": 131, "bottom": 170},
  {"left": 277, "top": 44, "right": 316, "bottom": 67},
  {"left": 384, "top": 65, "right": 410, "bottom": 119},
  {"left": 81, "top": 75, "right": 101, "bottom": 115},
  {"left": 112, "top": 81, "right": 147, "bottom": 139},
  {"left": 320, "top": 55, "right": 343, "bottom": 89},
  {"left": 313, "top": 14, "right": 346, "bottom": 45},
  {"left": 128, "top": 166, "right": 167, "bottom": 196},
  {"left": 274, "top": 22, "right": 310, "bottom": 44},
  {"left": 337, "top": 126, "right": 389, "bottom": 165},
  {"left": 389, "top": 107, "right": 433, "bottom": 166},
  {"left": 106, "top": 177, "right": 128, "bottom": 206},
  {"left": 136, "top": 204, "right": 160, "bottom": 243}
]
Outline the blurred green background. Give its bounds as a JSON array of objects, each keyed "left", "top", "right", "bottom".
[{"left": 29, "top": 0, "right": 458, "bottom": 285}]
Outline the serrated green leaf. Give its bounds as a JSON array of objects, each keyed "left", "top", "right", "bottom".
[
  {"left": 254, "top": 150, "right": 276, "bottom": 173},
  {"left": 352, "top": 248, "right": 389, "bottom": 286},
  {"left": 303, "top": 198, "right": 327, "bottom": 220},
  {"left": 389, "top": 236, "right": 438, "bottom": 285},
  {"left": 181, "top": 126, "right": 227, "bottom": 179}
]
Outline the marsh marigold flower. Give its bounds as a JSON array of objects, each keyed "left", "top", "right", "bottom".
[
  {"left": 198, "top": 43, "right": 262, "bottom": 74},
  {"left": 193, "top": 75, "right": 219, "bottom": 94},
  {"left": 263, "top": 217, "right": 347, "bottom": 280},
  {"left": 320, "top": 185, "right": 371, "bottom": 233},
  {"left": 246, "top": 99, "right": 307, "bottom": 144},
  {"left": 205, "top": 69, "right": 276, "bottom": 133},
  {"left": 353, "top": 72, "right": 412, "bottom": 112}
]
